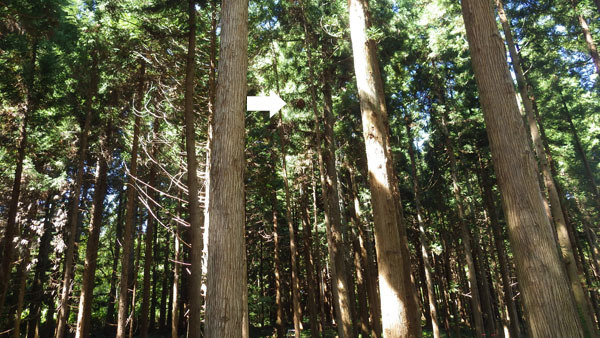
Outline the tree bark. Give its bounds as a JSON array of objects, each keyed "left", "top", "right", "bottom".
[
  {"left": 13, "top": 222, "right": 34, "bottom": 338},
  {"left": 204, "top": 0, "right": 249, "bottom": 334},
  {"left": 478, "top": 158, "right": 522, "bottom": 338},
  {"left": 572, "top": 0, "right": 600, "bottom": 73},
  {"left": 496, "top": 2, "right": 597, "bottom": 333},
  {"left": 271, "top": 189, "right": 285, "bottom": 338},
  {"left": 0, "top": 41, "right": 37, "bottom": 314},
  {"left": 347, "top": 0, "right": 421, "bottom": 336},
  {"left": 106, "top": 189, "right": 124, "bottom": 328},
  {"left": 346, "top": 164, "right": 382, "bottom": 337},
  {"left": 116, "top": 63, "right": 145, "bottom": 338},
  {"left": 75, "top": 123, "right": 112, "bottom": 338},
  {"left": 347, "top": 1, "right": 422, "bottom": 336},
  {"left": 460, "top": 0, "right": 585, "bottom": 335},
  {"left": 297, "top": 4, "right": 355, "bottom": 336},
  {"left": 300, "top": 183, "right": 320, "bottom": 338},
  {"left": 184, "top": 0, "right": 205, "bottom": 335}
]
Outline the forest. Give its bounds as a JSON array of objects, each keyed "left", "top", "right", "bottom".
[{"left": 1, "top": 0, "right": 600, "bottom": 336}]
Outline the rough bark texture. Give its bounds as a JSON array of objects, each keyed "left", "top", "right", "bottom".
[
  {"left": 479, "top": 160, "right": 522, "bottom": 338},
  {"left": 204, "top": 0, "right": 249, "bottom": 335},
  {"left": 116, "top": 64, "right": 145, "bottom": 338},
  {"left": 460, "top": 0, "right": 585, "bottom": 336},
  {"left": 496, "top": 2, "right": 597, "bottom": 333},
  {"left": 75, "top": 124, "right": 111, "bottom": 338},
  {"left": 348, "top": 0, "right": 421, "bottom": 336}
]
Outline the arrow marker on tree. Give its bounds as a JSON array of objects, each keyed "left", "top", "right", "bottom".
[{"left": 247, "top": 94, "right": 287, "bottom": 118}]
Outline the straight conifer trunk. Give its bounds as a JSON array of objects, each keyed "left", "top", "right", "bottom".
[
  {"left": 460, "top": 0, "right": 585, "bottom": 335},
  {"left": 116, "top": 64, "right": 145, "bottom": 338},
  {"left": 140, "top": 118, "right": 160, "bottom": 338},
  {"left": 27, "top": 194, "right": 56, "bottom": 338},
  {"left": 204, "top": 0, "right": 249, "bottom": 335},
  {"left": 75, "top": 124, "right": 111, "bottom": 338},
  {"left": 184, "top": 0, "right": 205, "bottom": 334},
  {"left": 346, "top": 164, "right": 382, "bottom": 337},
  {"left": 0, "top": 42, "right": 37, "bottom": 314},
  {"left": 478, "top": 160, "right": 522, "bottom": 338},
  {"left": 348, "top": 0, "right": 421, "bottom": 336},
  {"left": 300, "top": 4, "right": 355, "bottom": 335},
  {"left": 495, "top": 1, "right": 597, "bottom": 333},
  {"left": 300, "top": 184, "right": 320, "bottom": 338}
]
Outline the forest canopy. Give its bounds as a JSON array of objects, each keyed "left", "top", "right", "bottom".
[{"left": 1, "top": 0, "right": 599, "bottom": 337}]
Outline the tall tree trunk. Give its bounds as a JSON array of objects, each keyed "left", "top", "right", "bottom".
[
  {"left": 271, "top": 189, "right": 285, "bottom": 338},
  {"left": 299, "top": 4, "right": 355, "bottom": 336},
  {"left": 300, "top": 184, "right": 320, "bottom": 338},
  {"left": 404, "top": 114, "right": 440, "bottom": 338},
  {"left": 184, "top": 0, "right": 205, "bottom": 335},
  {"left": 140, "top": 119, "right": 160, "bottom": 338},
  {"left": 106, "top": 189, "right": 125, "bottom": 328},
  {"left": 311, "top": 163, "right": 327, "bottom": 334},
  {"left": 558, "top": 92, "right": 600, "bottom": 210},
  {"left": 13, "top": 223, "right": 34, "bottom": 338},
  {"left": 129, "top": 229, "right": 142, "bottom": 338},
  {"left": 478, "top": 158, "right": 522, "bottom": 338},
  {"left": 270, "top": 38, "right": 302, "bottom": 337},
  {"left": 116, "top": 64, "right": 145, "bottom": 338},
  {"left": 159, "top": 233, "right": 170, "bottom": 331},
  {"left": 150, "top": 222, "right": 158, "bottom": 331},
  {"left": 345, "top": 164, "right": 382, "bottom": 337},
  {"left": 278, "top": 125, "right": 302, "bottom": 338},
  {"left": 430, "top": 74, "right": 486, "bottom": 336},
  {"left": 204, "top": 0, "right": 249, "bottom": 335},
  {"left": 172, "top": 193, "right": 182, "bottom": 338},
  {"left": 27, "top": 194, "right": 56, "bottom": 338},
  {"left": 55, "top": 50, "right": 97, "bottom": 338},
  {"left": 496, "top": 2, "right": 597, "bottom": 333},
  {"left": 0, "top": 41, "right": 37, "bottom": 314},
  {"left": 460, "top": 0, "right": 586, "bottom": 335},
  {"left": 75, "top": 123, "right": 112, "bottom": 338},
  {"left": 347, "top": 0, "right": 421, "bottom": 336},
  {"left": 572, "top": 0, "right": 600, "bottom": 73}
]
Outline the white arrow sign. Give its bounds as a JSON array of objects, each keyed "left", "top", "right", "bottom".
[{"left": 247, "top": 94, "right": 287, "bottom": 118}]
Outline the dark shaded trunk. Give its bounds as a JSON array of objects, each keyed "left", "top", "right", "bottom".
[
  {"left": 0, "top": 42, "right": 37, "bottom": 314},
  {"left": 140, "top": 118, "right": 160, "bottom": 338},
  {"left": 27, "top": 195, "right": 56, "bottom": 338},
  {"left": 301, "top": 183, "right": 320, "bottom": 338},
  {"left": 116, "top": 63, "right": 145, "bottom": 338},
  {"left": 106, "top": 189, "right": 125, "bottom": 327},
  {"left": 75, "top": 123, "right": 112, "bottom": 338}
]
